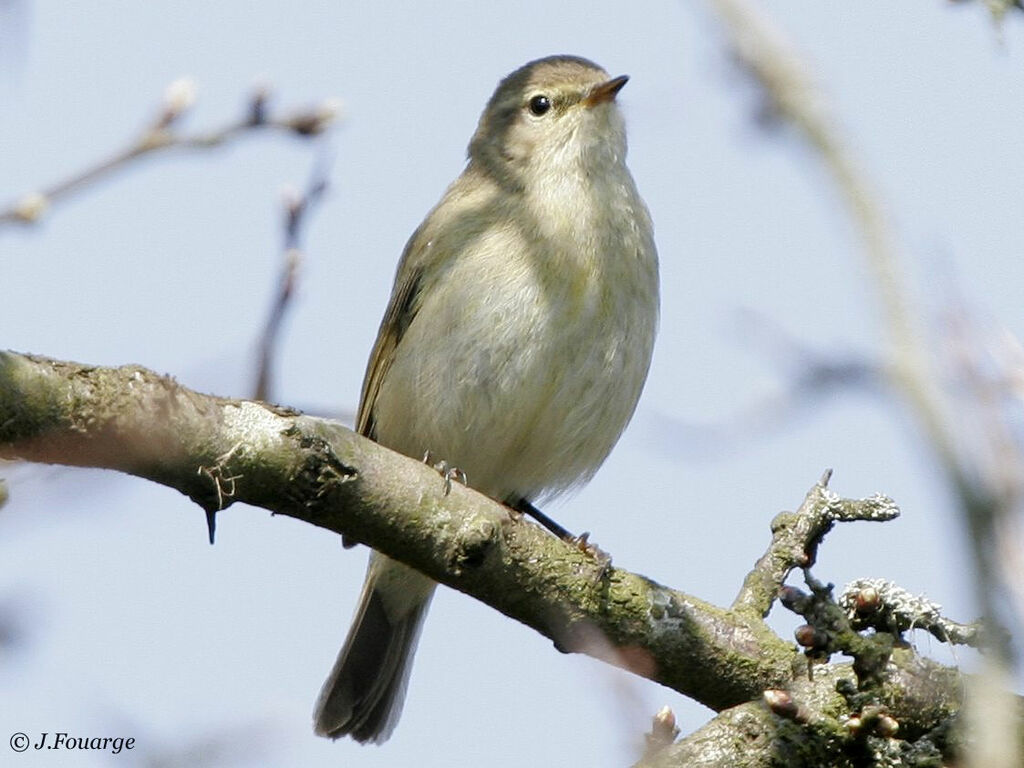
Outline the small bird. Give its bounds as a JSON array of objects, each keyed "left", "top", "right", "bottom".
[{"left": 314, "top": 54, "right": 659, "bottom": 744}]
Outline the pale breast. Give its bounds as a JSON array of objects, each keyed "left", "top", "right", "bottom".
[{"left": 372, "top": 188, "right": 657, "bottom": 503}]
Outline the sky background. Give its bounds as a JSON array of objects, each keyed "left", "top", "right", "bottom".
[{"left": 2, "top": 2, "right": 1023, "bottom": 766}]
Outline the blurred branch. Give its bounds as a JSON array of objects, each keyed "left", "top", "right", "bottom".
[
  {"left": 253, "top": 159, "right": 331, "bottom": 403},
  {"left": 708, "top": 0, "right": 957, "bottom": 472},
  {"left": 708, "top": 0, "right": 1021, "bottom": 626},
  {"left": 647, "top": 312, "right": 884, "bottom": 458},
  {"left": 707, "top": 1, "right": 1023, "bottom": 763},
  {"left": 124, "top": 719, "right": 278, "bottom": 768},
  {"left": 729, "top": 310, "right": 882, "bottom": 396},
  {"left": 949, "top": 0, "right": 1024, "bottom": 24},
  {"left": 0, "top": 593, "right": 27, "bottom": 656},
  {"left": 0, "top": 78, "right": 340, "bottom": 228}
]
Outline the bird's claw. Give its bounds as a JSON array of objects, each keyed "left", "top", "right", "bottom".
[
  {"left": 572, "top": 531, "right": 613, "bottom": 572},
  {"left": 422, "top": 450, "right": 467, "bottom": 496}
]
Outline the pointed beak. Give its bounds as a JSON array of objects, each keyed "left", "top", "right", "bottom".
[{"left": 585, "top": 75, "right": 629, "bottom": 107}]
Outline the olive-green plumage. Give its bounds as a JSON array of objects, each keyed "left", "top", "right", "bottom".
[{"left": 314, "top": 55, "right": 659, "bottom": 744}]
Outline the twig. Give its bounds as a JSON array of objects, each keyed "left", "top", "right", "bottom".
[
  {"left": 732, "top": 469, "right": 899, "bottom": 617},
  {"left": 0, "top": 78, "right": 340, "bottom": 228},
  {"left": 640, "top": 706, "right": 680, "bottom": 762},
  {"left": 780, "top": 574, "right": 897, "bottom": 712},
  {"left": 840, "top": 578, "right": 986, "bottom": 648},
  {"left": 253, "top": 158, "right": 331, "bottom": 403}
]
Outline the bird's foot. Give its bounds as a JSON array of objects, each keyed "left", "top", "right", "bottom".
[
  {"left": 422, "top": 450, "right": 467, "bottom": 496},
  {"left": 571, "top": 531, "right": 612, "bottom": 571}
]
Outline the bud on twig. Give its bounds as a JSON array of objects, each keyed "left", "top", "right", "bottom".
[
  {"left": 286, "top": 98, "right": 343, "bottom": 136},
  {"left": 647, "top": 705, "right": 679, "bottom": 748},
  {"left": 763, "top": 689, "right": 801, "bottom": 721},
  {"left": 12, "top": 192, "right": 49, "bottom": 223},
  {"left": 794, "top": 624, "right": 827, "bottom": 649},
  {"left": 249, "top": 82, "right": 271, "bottom": 126},
  {"left": 156, "top": 77, "right": 197, "bottom": 128}
]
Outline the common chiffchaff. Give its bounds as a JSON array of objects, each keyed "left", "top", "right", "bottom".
[{"left": 314, "top": 54, "right": 659, "bottom": 744}]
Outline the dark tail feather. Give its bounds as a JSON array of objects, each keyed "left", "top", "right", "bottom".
[{"left": 314, "top": 566, "right": 434, "bottom": 744}]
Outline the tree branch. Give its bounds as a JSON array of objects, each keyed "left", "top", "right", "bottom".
[
  {"left": 2, "top": 350, "right": 986, "bottom": 764},
  {"left": 0, "top": 350, "right": 795, "bottom": 711},
  {"left": 637, "top": 657, "right": 965, "bottom": 768}
]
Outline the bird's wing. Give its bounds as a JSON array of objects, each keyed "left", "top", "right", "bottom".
[
  {"left": 356, "top": 166, "right": 498, "bottom": 439},
  {"left": 356, "top": 223, "right": 432, "bottom": 439}
]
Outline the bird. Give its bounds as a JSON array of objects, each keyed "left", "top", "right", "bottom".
[{"left": 313, "top": 54, "right": 659, "bottom": 744}]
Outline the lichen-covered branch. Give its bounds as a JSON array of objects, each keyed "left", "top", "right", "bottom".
[
  {"left": 637, "top": 658, "right": 963, "bottom": 768},
  {"left": 2, "top": 350, "right": 988, "bottom": 763},
  {"left": 840, "top": 578, "right": 986, "bottom": 649},
  {"left": 732, "top": 469, "right": 900, "bottom": 617},
  {"left": 0, "top": 350, "right": 794, "bottom": 711}
]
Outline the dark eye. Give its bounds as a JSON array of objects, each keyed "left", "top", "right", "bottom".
[{"left": 528, "top": 94, "right": 551, "bottom": 116}]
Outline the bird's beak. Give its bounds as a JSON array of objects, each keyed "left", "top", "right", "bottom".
[{"left": 585, "top": 75, "right": 629, "bottom": 107}]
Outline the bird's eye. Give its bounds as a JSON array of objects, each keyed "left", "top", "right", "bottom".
[{"left": 528, "top": 95, "right": 551, "bottom": 116}]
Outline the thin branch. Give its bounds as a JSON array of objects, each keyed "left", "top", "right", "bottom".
[
  {"left": 253, "top": 158, "right": 331, "bottom": 403},
  {"left": 840, "top": 578, "right": 986, "bottom": 648},
  {"left": 732, "top": 469, "right": 899, "bottom": 617},
  {"left": 0, "top": 78, "right": 340, "bottom": 228}
]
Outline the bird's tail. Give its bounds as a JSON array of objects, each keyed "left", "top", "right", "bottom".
[{"left": 313, "top": 554, "right": 436, "bottom": 744}]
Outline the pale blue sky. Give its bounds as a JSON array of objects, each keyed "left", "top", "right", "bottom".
[{"left": 2, "top": 3, "right": 1022, "bottom": 766}]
